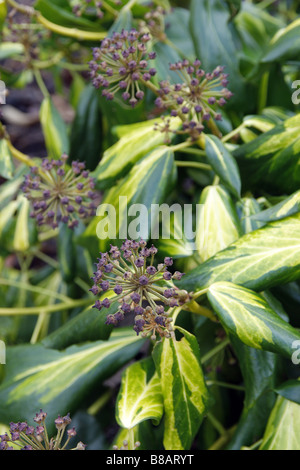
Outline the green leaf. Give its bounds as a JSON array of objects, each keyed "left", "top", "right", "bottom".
[
  {"left": 0, "top": 329, "right": 144, "bottom": 427},
  {"left": 226, "top": 337, "right": 280, "bottom": 450},
  {"left": 152, "top": 328, "right": 210, "bottom": 450},
  {"left": 0, "top": 42, "right": 24, "bottom": 60},
  {"left": 273, "top": 379, "right": 300, "bottom": 405},
  {"left": 233, "top": 114, "right": 300, "bottom": 194},
  {"left": 80, "top": 146, "right": 177, "bottom": 254},
  {"left": 92, "top": 117, "right": 181, "bottom": 189},
  {"left": 116, "top": 358, "right": 163, "bottom": 430},
  {"left": 207, "top": 282, "right": 300, "bottom": 358},
  {"left": 0, "top": 139, "right": 14, "bottom": 179},
  {"left": 259, "top": 395, "right": 300, "bottom": 450},
  {"left": 205, "top": 135, "right": 241, "bottom": 198},
  {"left": 261, "top": 18, "right": 300, "bottom": 63},
  {"left": 41, "top": 303, "right": 115, "bottom": 350},
  {"left": 250, "top": 190, "right": 300, "bottom": 224},
  {"left": 158, "top": 210, "right": 194, "bottom": 259},
  {"left": 40, "top": 97, "right": 69, "bottom": 159},
  {"left": 35, "top": 0, "right": 101, "bottom": 30},
  {"left": 69, "top": 85, "right": 102, "bottom": 171},
  {"left": 236, "top": 197, "right": 264, "bottom": 234},
  {"left": 179, "top": 213, "right": 300, "bottom": 293},
  {"left": 196, "top": 185, "right": 242, "bottom": 262},
  {"left": 190, "top": 0, "right": 245, "bottom": 107}
]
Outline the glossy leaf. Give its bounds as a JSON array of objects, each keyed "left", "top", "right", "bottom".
[
  {"left": 259, "top": 395, "right": 300, "bottom": 450},
  {"left": 261, "top": 18, "right": 300, "bottom": 63},
  {"left": 92, "top": 117, "right": 181, "bottom": 189},
  {"left": 152, "top": 328, "right": 210, "bottom": 450},
  {"left": 236, "top": 197, "right": 264, "bottom": 234},
  {"left": 179, "top": 213, "right": 300, "bottom": 293},
  {"left": 116, "top": 358, "right": 163, "bottom": 430},
  {"left": 0, "top": 329, "right": 143, "bottom": 427},
  {"left": 207, "top": 282, "right": 300, "bottom": 357},
  {"left": 190, "top": 0, "right": 245, "bottom": 107},
  {"left": 69, "top": 85, "right": 102, "bottom": 171},
  {"left": 40, "top": 97, "right": 69, "bottom": 159},
  {"left": 226, "top": 336, "right": 279, "bottom": 450},
  {"left": 81, "top": 146, "right": 177, "bottom": 254},
  {"left": 233, "top": 114, "right": 300, "bottom": 194},
  {"left": 205, "top": 135, "right": 241, "bottom": 198},
  {"left": 0, "top": 139, "right": 14, "bottom": 179},
  {"left": 273, "top": 379, "right": 300, "bottom": 405},
  {"left": 250, "top": 190, "right": 300, "bottom": 224},
  {"left": 196, "top": 185, "right": 242, "bottom": 262}
]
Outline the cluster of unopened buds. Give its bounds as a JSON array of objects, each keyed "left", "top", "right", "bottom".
[
  {"left": 90, "top": 239, "right": 192, "bottom": 340},
  {"left": 71, "top": 0, "right": 122, "bottom": 19},
  {"left": 90, "top": 29, "right": 232, "bottom": 140},
  {"left": 139, "top": 5, "right": 168, "bottom": 41},
  {"left": 0, "top": 410, "right": 86, "bottom": 450},
  {"left": 22, "top": 154, "right": 97, "bottom": 230},
  {"left": 155, "top": 60, "right": 233, "bottom": 140}
]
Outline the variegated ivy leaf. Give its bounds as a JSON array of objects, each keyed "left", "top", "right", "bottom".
[
  {"left": 261, "top": 17, "right": 300, "bottom": 63},
  {"left": 0, "top": 329, "right": 144, "bottom": 428},
  {"left": 179, "top": 213, "right": 300, "bottom": 293},
  {"left": 196, "top": 185, "right": 242, "bottom": 262},
  {"left": 158, "top": 209, "right": 194, "bottom": 259},
  {"left": 40, "top": 97, "right": 69, "bottom": 159},
  {"left": 80, "top": 146, "right": 176, "bottom": 254},
  {"left": 0, "top": 139, "right": 14, "bottom": 180},
  {"left": 207, "top": 282, "right": 300, "bottom": 358},
  {"left": 205, "top": 135, "right": 241, "bottom": 198},
  {"left": 92, "top": 117, "right": 181, "bottom": 189},
  {"left": 116, "top": 358, "right": 163, "bottom": 430},
  {"left": 259, "top": 395, "right": 300, "bottom": 450},
  {"left": 152, "top": 328, "right": 210, "bottom": 450},
  {"left": 250, "top": 190, "right": 300, "bottom": 224},
  {"left": 233, "top": 114, "right": 300, "bottom": 193},
  {"left": 236, "top": 197, "right": 264, "bottom": 234}
]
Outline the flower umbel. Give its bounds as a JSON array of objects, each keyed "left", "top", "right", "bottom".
[
  {"left": 0, "top": 410, "right": 86, "bottom": 450},
  {"left": 90, "top": 239, "right": 190, "bottom": 339},
  {"left": 22, "top": 154, "right": 97, "bottom": 229},
  {"left": 89, "top": 29, "right": 157, "bottom": 107},
  {"left": 155, "top": 60, "right": 233, "bottom": 140}
]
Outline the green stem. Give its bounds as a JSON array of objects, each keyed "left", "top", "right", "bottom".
[
  {"left": 5, "top": 0, "right": 108, "bottom": 41},
  {"left": 175, "top": 161, "right": 212, "bottom": 171},
  {"left": 222, "top": 123, "right": 245, "bottom": 143},
  {"left": 0, "top": 298, "right": 92, "bottom": 316},
  {"left": 33, "top": 68, "right": 50, "bottom": 98},
  {"left": 207, "top": 380, "right": 245, "bottom": 392},
  {"left": 208, "top": 424, "right": 237, "bottom": 450},
  {"left": 201, "top": 338, "right": 230, "bottom": 364},
  {"left": 207, "top": 412, "right": 227, "bottom": 436},
  {"left": 0, "top": 278, "right": 71, "bottom": 302}
]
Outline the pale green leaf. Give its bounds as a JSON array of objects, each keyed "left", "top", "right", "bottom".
[
  {"left": 207, "top": 281, "right": 300, "bottom": 357},
  {"left": 260, "top": 395, "right": 300, "bottom": 450},
  {"left": 116, "top": 358, "right": 163, "bottom": 430},
  {"left": 152, "top": 328, "right": 210, "bottom": 450},
  {"left": 179, "top": 213, "right": 300, "bottom": 293},
  {"left": 196, "top": 185, "right": 242, "bottom": 262}
]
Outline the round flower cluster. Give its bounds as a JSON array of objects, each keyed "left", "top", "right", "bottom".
[
  {"left": 0, "top": 410, "right": 86, "bottom": 450},
  {"left": 22, "top": 154, "right": 97, "bottom": 229},
  {"left": 155, "top": 60, "right": 233, "bottom": 140},
  {"left": 89, "top": 29, "right": 157, "bottom": 107},
  {"left": 72, "top": 0, "right": 122, "bottom": 19},
  {"left": 90, "top": 239, "right": 191, "bottom": 339}
]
